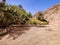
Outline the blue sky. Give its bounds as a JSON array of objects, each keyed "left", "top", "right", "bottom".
[{"left": 1, "top": 0, "right": 60, "bottom": 15}]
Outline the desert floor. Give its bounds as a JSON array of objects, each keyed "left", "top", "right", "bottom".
[{"left": 0, "top": 26, "right": 60, "bottom": 45}]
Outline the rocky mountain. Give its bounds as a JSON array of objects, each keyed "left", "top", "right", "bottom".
[
  {"left": 33, "top": 3, "right": 60, "bottom": 27},
  {"left": 44, "top": 3, "right": 60, "bottom": 27}
]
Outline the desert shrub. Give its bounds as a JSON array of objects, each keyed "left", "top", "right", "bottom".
[
  {"left": 37, "top": 13, "right": 48, "bottom": 24},
  {"left": 2, "top": 12, "right": 15, "bottom": 27},
  {"left": 0, "top": 4, "right": 31, "bottom": 27},
  {"left": 26, "top": 18, "right": 40, "bottom": 26},
  {"left": 26, "top": 18, "right": 48, "bottom": 26},
  {"left": 0, "top": 3, "right": 5, "bottom": 8},
  {"left": 0, "top": 0, "right": 48, "bottom": 27}
]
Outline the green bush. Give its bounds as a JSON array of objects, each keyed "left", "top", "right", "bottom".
[
  {"left": 26, "top": 18, "right": 48, "bottom": 26},
  {"left": 0, "top": 1, "right": 48, "bottom": 27},
  {"left": 0, "top": 3, "right": 32, "bottom": 27}
]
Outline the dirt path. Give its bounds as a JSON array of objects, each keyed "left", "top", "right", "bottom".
[{"left": 0, "top": 26, "right": 60, "bottom": 45}]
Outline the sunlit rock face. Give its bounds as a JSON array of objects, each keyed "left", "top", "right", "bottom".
[{"left": 44, "top": 3, "right": 60, "bottom": 27}]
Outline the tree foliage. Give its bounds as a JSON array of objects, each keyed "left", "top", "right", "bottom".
[
  {"left": 0, "top": 0, "right": 48, "bottom": 27},
  {"left": 0, "top": 1, "right": 33, "bottom": 27}
]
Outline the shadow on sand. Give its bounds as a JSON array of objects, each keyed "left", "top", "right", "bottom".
[{"left": 0, "top": 25, "right": 30, "bottom": 40}]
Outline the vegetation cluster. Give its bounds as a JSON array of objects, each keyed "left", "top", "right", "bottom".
[{"left": 0, "top": 0, "right": 48, "bottom": 27}]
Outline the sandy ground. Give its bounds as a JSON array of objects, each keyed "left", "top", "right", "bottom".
[{"left": 0, "top": 26, "right": 60, "bottom": 45}]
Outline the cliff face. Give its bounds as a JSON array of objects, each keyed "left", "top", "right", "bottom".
[{"left": 44, "top": 3, "right": 60, "bottom": 27}]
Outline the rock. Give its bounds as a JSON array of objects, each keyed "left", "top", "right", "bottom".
[
  {"left": 33, "top": 11, "right": 43, "bottom": 19},
  {"left": 44, "top": 3, "right": 60, "bottom": 27}
]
